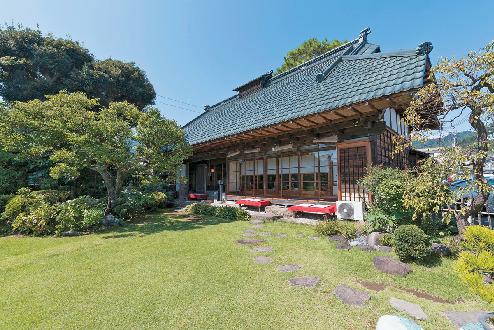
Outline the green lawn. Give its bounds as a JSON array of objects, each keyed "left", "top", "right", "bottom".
[{"left": 0, "top": 210, "right": 489, "bottom": 329}]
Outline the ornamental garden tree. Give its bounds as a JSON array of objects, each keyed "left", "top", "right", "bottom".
[
  {"left": 401, "top": 41, "right": 494, "bottom": 234},
  {"left": 0, "top": 91, "right": 192, "bottom": 213}
]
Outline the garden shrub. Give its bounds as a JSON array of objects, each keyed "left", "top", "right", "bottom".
[
  {"left": 56, "top": 196, "right": 105, "bottom": 233},
  {"left": 364, "top": 207, "right": 395, "bottom": 232},
  {"left": 314, "top": 219, "right": 357, "bottom": 239},
  {"left": 455, "top": 226, "right": 494, "bottom": 303},
  {"left": 393, "top": 225, "right": 431, "bottom": 261},
  {"left": 184, "top": 203, "right": 251, "bottom": 221},
  {"left": 359, "top": 165, "right": 413, "bottom": 230},
  {"left": 112, "top": 189, "right": 165, "bottom": 219},
  {"left": 380, "top": 233, "right": 393, "bottom": 247},
  {"left": 11, "top": 203, "right": 58, "bottom": 235}
]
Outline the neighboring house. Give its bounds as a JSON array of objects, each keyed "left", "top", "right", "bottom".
[{"left": 182, "top": 28, "right": 439, "bottom": 203}]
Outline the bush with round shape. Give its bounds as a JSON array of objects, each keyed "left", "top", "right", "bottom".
[
  {"left": 455, "top": 225, "right": 494, "bottom": 303},
  {"left": 392, "top": 225, "right": 431, "bottom": 261}
]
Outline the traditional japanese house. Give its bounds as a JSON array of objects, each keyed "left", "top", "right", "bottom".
[{"left": 181, "top": 28, "right": 439, "bottom": 203}]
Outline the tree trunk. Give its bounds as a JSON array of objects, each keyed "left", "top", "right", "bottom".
[
  {"left": 457, "top": 102, "right": 491, "bottom": 234},
  {"left": 92, "top": 166, "right": 129, "bottom": 214}
]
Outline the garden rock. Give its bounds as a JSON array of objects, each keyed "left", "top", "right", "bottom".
[
  {"left": 333, "top": 284, "right": 370, "bottom": 307},
  {"left": 250, "top": 246, "right": 273, "bottom": 252},
  {"left": 367, "top": 232, "right": 384, "bottom": 246},
  {"left": 288, "top": 276, "right": 319, "bottom": 288},
  {"left": 328, "top": 235, "right": 347, "bottom": 243},
  {"left": 243, "top": 228, "right": 259, "bottom": 232},
  {"left": 276, "top": 234, "right": 288, "bottom": 238},
  {"left": 372, "top": 256, "right": 413, "bottom": 276},
  {"left": 278, "top": 264, "right": 301, "bottom": 272},
  {"left": 308, "top": 236, "right": 321, "bottom": 240},
  {"left": 376, "top": 315, "right": 423, "bottom": 330},
  {"left": 443, "top": 310, "right": 488, "bottom": 329},
  {"left": 102, "top": 214, "right": 121, "bottom": 226},
  {"left": 348, "top": 237, "right": 367, "bottom": 246},
  {"left": 389, "top": 297, "right": 428, "bottom": 320},
  {"left": 335, "top": 243, "right": 353, "bottom": 250},
  {"left": 356, "top": 244, "right": 375, "bottom": 251},
  {"left": 431, "top": 243, "right": 451, "bottom": 257},
  {"left": 236, "top": 239, "right": 264, "bottom": 245},
  {"left": 244, "top": 233, "right": 256, "bottom": 237},
  {"left": 250, "top": 219, "right": 264, "bottom": 224},
  {"left": 375, "top": 245, "right": 394, "bottom": 253},
  {"left": 261, "top": 232, "right": 271, "bottom": 235},
  {"left": 253, "top": 256, "right": 272, "bottom": 264}
]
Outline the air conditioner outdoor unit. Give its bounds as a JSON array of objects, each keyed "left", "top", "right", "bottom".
[{"left": 336, "top": 201, "right": 364, "bottom": 221}]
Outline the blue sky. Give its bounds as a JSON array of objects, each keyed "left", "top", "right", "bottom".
[{"left": 1, "top": 0, "right": 493, "bottom": 131}]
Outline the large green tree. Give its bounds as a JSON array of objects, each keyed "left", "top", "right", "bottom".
[
  {"left": 403, "top": 41, "right": 494, "bottom": 234},
  {"left": 275, "top": 38, "right": 347, "bottom": 75},
  {"left": 0, "top": 25, "right": 156, "bottom": 108},
  {"left": 0, "top": 91, "right": 192, "bottom": 212}
]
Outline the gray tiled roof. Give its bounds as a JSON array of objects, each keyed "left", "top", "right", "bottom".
[{"left": 184, "top": 35, "right": 429, "bottom": 146}]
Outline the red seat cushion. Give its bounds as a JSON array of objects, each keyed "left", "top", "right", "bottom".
[
  {"left": 188, "top": 194, "right": 209, "bottom": 199},
  {"left": 288, "top": 204, "right": 336, "bottom": 214},
  {"left": 235, "top": 199, "right": 271, "bottom": 207}
]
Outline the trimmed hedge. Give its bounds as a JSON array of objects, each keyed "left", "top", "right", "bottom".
[
  {"left": 393, "top": 225, "right": 431, "bottom": 261},
  {"left": 184, "top": 203, "right": 251, "bottom": 221},
  {"left": 314, "top": 219, "right": 357, "bottom": 239}
]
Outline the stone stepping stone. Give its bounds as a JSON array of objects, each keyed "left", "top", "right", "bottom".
[
  {"left": 356, "top": 244, "right": 375, "bottom": 251},
  {"left": 236, "top": 239, "right": 264, "bottom": 245},
  {"left": 375, "top": 245, "right": 393, "bottom": 253},
  {"left": 250, "top": 219, "right": 264, "bottom": 224},
  {"left": 376, "top": 315, "right": 423, "bottom": 330},
  {"left": 296, "top": 234, "right": 304, "bottom": 237},
  {"left": 253, "top": 213, "right": 281, "bottom": 221},
  {"left": 333, "top": 284, "right": 371, "bottom": 307},
  {"left": 253, "top": 256, "right": 272, "bottom": 263},
  {"left": 261, "top": 232, "right": 271, "bottom": 235},
  {"left": 243, "top": 228, "right": 259, "bottom": 232},
  {"left": 252, "top": 224, "right": 264, "bottom": 228},
  {"left": 278, "top": 264, "right": 301, "bottom": 272},
  {"left": 308, "top": 236, "right": 321, "bottom": 240},
  {"left": 276, "top": 234, "right": 288, "bottom": 238},
  {"left": 244, "top": 233, "right": 257, "bottom": 237},
  {"left": 328, "top": 235, "right": 347, "bottom": 243},
  {"left": 372, "top": 256, "right": 413, "bottom": 276},
  {"left": 288, "top": 276, "right": 319, "bottom": 288},
  {"left": 335, "top": 243, "right": 353, "bottom": 250},
  {"left": 444, "top": 310, "right": 488, "bottom": 329},
  {"left": 389, "top": 297, "right": 428, "bottom": 320},
  {"left": 250, "top": 246, "right": 273, "bottom": 252}
]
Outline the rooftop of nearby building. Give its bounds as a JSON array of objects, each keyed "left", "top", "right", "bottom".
[{"left": 184, "top": 28, "right": 433, "bottom": 146}]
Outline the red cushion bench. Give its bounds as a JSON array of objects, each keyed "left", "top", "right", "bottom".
[
  {"left": 236, "top": 199, "right": 271, "bottom": 212},
  {"left": 188, "top": 193, "right": 209, "bottom": 200},
  {"left": 288, "top": 204, "right": 337, "bottom": 217}
]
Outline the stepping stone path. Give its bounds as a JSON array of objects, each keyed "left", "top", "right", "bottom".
[
  {"left": 253, "top": 256, "right": 273, "bottom": 263},
  {"left": 261, "top": 232, "right": 271, "bottom": 235},
  {"left": 333, "top": 284, "right": 370, "bottom": 307},
  {"left": 243, "top": 228, "right": 259, "bottom": 232},
  {"left": 250, "top": 246, "right": 273, "bottom": 252},
  {"left": 372, "top": 256, "right": 413, "bottom": 276},
  {"left": 236, "top": 239, "right": 264, "bottom": 245},
  {"left": 244, "top": 233, "right": 257, "bottom": 237},
  {"left": 276, "top": 234, "right": 288, "bottom": 238},
  {"left": 389, "top": 297, "right": 428, "bottom": 320},
  {"left": 335, "top": 243, "right": 353, "bottom": 250},
  {"left": 328, "top": 235, "right": 347, "bottom": 243},
  {"left": 278, "top": 264, "right": 301, "bottom": 272},
  {"left": 252, "top": 224, "right": 264, "bottom": 228},
  {"left": 308, "top": 236, "right": 320, "bottom": 240},
  {"left": 250, "top": 220, "right": 264, "bottom": 224},
  {"left": 444, "top": 310, "right": 488, "bottom": 329},
  {"left": 296, "top": 234, "right": 304, "bottom": 237},
  {"left": 288, "top": 276, "right": 319, "bottom": 288}
]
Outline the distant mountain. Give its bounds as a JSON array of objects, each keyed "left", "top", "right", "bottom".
[{"left": 412, "top": 131, "right": 475, "bottom": 149}]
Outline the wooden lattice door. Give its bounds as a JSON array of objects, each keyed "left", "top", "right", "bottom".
[{"left": 337, "top": 140, "right": 371, "bottom": 201}]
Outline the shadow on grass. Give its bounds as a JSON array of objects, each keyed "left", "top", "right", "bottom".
[
  {"left": 100, "top": 209, "right": 239, "bottom": 237},
  {"left": 409, "top": 253, "right": 443, "bottom": 268}
]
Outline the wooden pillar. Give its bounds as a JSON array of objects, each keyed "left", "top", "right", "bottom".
[{"left": 263, "top": 156, "right": 267, "bottom": 197}]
